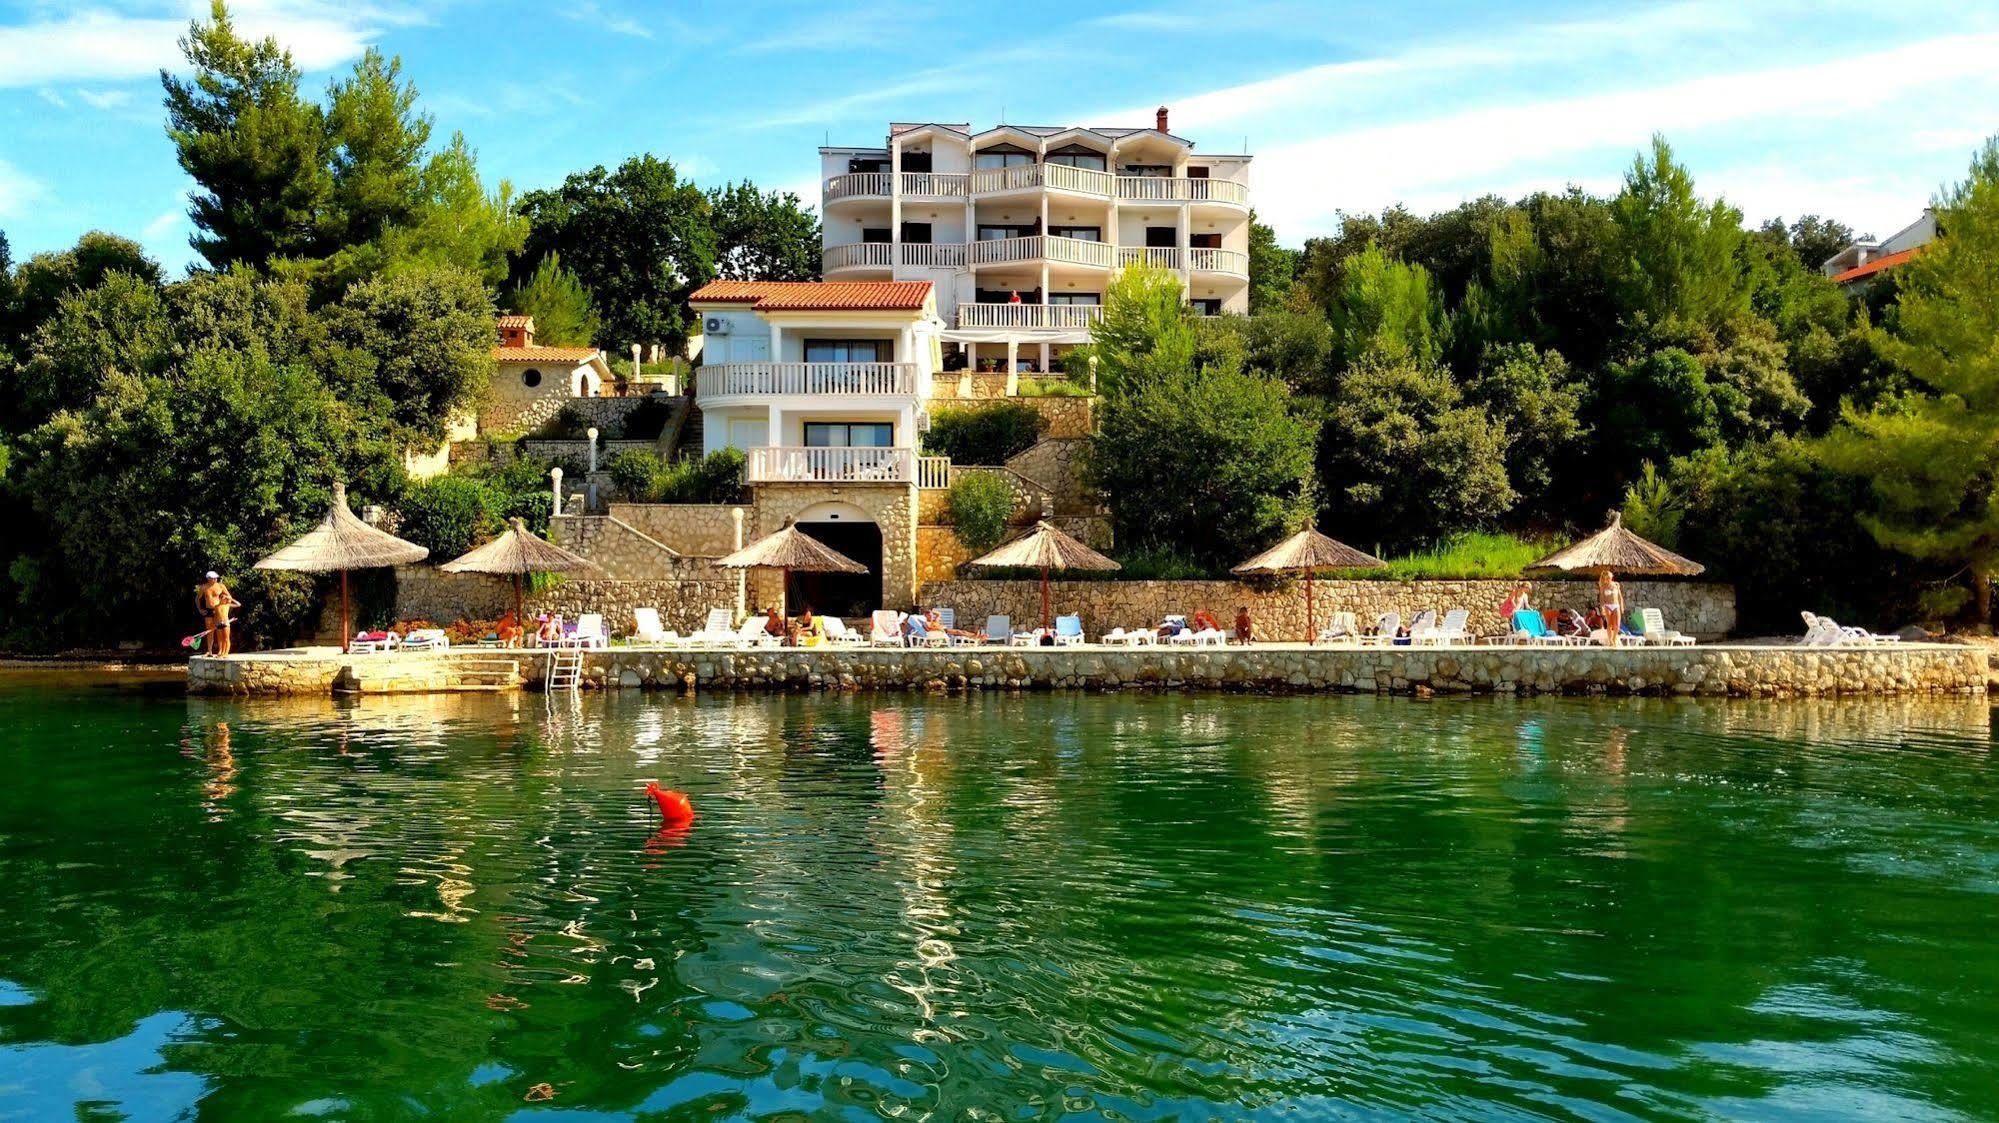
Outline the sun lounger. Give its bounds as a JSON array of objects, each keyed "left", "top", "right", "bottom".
[
  {"left": 983, "top": 615, "right": 1014, "bottom": 646},
  {"left": 1637, "top": 607, "right": 1695, "bottom": 646},
  {"left": 1053, "top": 615, "right": 1085, "bottom": 646},
  {"left": 821, "top": 616, "right": 865, "bottom": 645},
  {"left": 1429, "top": 608, "right": 1475, "bottom": 646},
  {"left": 1403, "top": 610, "right": 1438, "bottom": 645},
  {"left": 727, "top": 618, "right": 779, "bottom": 648},
  {"left": 401, "top": 628, "right": 449, "bottom": 652},
  {"left": 1317, "top": 611, "right": 1360, "bottom": 644},
  {"left": 871, "top": 610, "right": 905, "bottom": 647},
  {"left": 682, "top": 608, "right": 735, "bottom": 646},
  {"left": 1353, "top": 612, "right": 1399, "bottom": 646},
  {"left": 1801, "top": 611, "right": 1898, "bottom": 646},
  {"left": 1103, "top": 627, "right": 1147, "bottom": 645},
  {"left": 351, "top": 630, "right": 400, "bottom": 653},
  {"left": 632, "top": 607, "right": 676, "bottom": 645},
  {"left": 1506, "top": 609, "right": 1581, "bottom": 645}
]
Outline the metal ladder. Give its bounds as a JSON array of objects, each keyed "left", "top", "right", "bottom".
[{"left": 545, "top": 647, "right": 584, "bottom": 692}]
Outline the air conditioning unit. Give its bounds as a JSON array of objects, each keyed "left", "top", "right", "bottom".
[{"left": 703, "top": 315, "right": 731, "bottom": 335}]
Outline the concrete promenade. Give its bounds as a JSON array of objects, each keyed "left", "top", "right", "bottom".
[{"left": 187, "top": 640, "right": 1986, "bottom": 699}]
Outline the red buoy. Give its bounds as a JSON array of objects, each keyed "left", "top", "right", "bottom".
[{"left": 644, "top": 782, "right": 695, "bottom": 828}]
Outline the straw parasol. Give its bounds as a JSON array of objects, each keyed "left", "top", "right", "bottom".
[
  {"left": 441, "top": 517, "right": 605, "bottom": 630},
  {"left": 1529, "top": 512, "right": 1703, "bottom": 648},
  {"left": 965, "top": 520, "right": 1120, "bottom": 632},
  {"left": 255, "top": 481, "right": 428, "bottom": 652},
  {"left": 716, "top": 522, "right": 867, "bottom": 620},
  {"left": 1232, "top": 525, "right": 1386, "bottom": 642}
]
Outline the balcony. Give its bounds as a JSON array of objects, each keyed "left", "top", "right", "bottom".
[
  {"left": 968, "top": 163, "right": 1116, "bottom": 196},
  {"left": 900, "top": 172, "right": 968, "bottom": 197},
  {"left": 824, "top": 172, "right": 892, "bottom": 201},
  {"left": 698, "top": 362, "right": 916, "bottom": 399},
  {"left": 824, "top": 242, "right": 895, "bottom": 271},
  {"left": 748, "top": 445, "right": 939, "bottom": 485},
  {"left": 1117, "top": 246, "right": 1181, "bottom": 269},
  {"left": 969, "top": 235, "right": 1114, "bottom": 269},
  {"left": 1189, "top": 247, "right": 1250, "bottom": 276},
  {"left": 957, "top": 303, "right": 1103, "bottom": 330},
  {"left": 1116, "top": 177, "right": 1249, "bottom": 206},
  {"left": 897, "top": 242, "right": 966, "bottom": 267}
]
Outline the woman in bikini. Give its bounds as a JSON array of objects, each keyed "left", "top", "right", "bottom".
[{"left": 1598, "top": 571, "right": 1625, "bottom": 648}]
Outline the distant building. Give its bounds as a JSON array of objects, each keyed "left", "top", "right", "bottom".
[
  {"left": 1822, "top": 210, "right": 1936, "bottom": 289},
  {"left": 818, "top": 106, "right": 1252, "bottom": 377},
  {"left": 483, "top": 315, "right": 612, "bottom": 434}
]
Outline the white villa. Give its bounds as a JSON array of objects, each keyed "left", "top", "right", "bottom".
[
  {"left": 817, "top": 107, "right": 1252, "bottom": 376},
  {"left": 1821, "top": 210, "right": 1936, "bottom": 289}
]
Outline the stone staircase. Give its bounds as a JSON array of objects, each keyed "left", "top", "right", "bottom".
[{"left": 657, "top": 395, "right": 703, "bottom": 462}]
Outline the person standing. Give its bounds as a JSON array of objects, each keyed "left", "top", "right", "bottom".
[
  {"left": 1597, "top": 571, "right": 1625, "bottom": 648},
  {"left": 197, "top": 571, "right": 241, "bottom": 656}
]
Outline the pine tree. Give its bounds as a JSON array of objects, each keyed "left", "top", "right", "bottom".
[
  {"left": 1818, "top": 137, "right": 1999, "bottom": 621},
  {"left": 506, "top": 253, "right": 600, "bottom": 347},
  {"left": 325, "top": 48, "right": 432, "bottom": 248}
]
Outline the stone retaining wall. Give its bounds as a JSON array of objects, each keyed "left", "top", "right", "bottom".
[
  {"left": 191, "top": 643, "right": 1983, "bottom": 698},
  {"left": 608, "top": 503, "right": 741, "bottom": 556}
]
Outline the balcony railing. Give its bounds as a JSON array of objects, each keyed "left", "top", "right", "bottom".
[
  {"left": 916, "top": 456, "right": 951, "bottom": 490},
  {"left": 900, "top": 172, "right": 968, "bottom": 197},
  {"left": 957, "top": 303, "right": 1103, "bottom": 330},
  {"left": 966, "top": 162, "right": 1117, "bottom": 196},
  {"left": 969, "top": 235, "right": 1113, "bottom": 268},
  {"left": 825, "top": 172, "right": 892, "bottom": 201},
  {"left": 1115, "top": 177, "right": 1249, "bottom": 205},
  {"left": 698, "top": 362, "right": 915, "bottom": 398},
  {"left": 824, "top": 242, "right": 894, "bottom": 270},
  {"left": 899, "top": 242, "right": 966, "bottom": 267},
  {"left": 748, "top": 446, "right": 916, "bottom": 484},
  {"left": 967, "top": 163, "right": 1043, "bottom": 194},
  {"left": 1190, "top": 247, "right": 1250, "bottom": 276},
  {"left": 1118, "top": 246, "right": 1181, "bottom": 270}
]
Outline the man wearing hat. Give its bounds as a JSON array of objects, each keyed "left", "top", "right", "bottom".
[{"left": 195, "top": 571, "right": 242, "bottom": 656}]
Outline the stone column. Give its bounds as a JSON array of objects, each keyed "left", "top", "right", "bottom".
[{"left": 731, "top": 506, "right": 746, "bottom": 620}]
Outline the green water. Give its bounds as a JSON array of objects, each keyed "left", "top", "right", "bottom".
[{"left": 2, "top": 674, "right": 1997, "bottom": 1120}]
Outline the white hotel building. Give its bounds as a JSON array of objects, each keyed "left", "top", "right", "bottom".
[{"left": 817, "top": 107, "right": 1252, "bottom": 374}]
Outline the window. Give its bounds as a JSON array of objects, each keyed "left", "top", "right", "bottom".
[
  {"left": 1048, "top": 225, "right": 1101, "bottom": 241},
  {"left": 1186, "top": 166, "right": 1209, "bottom": 179},
  {"left": 1046, "top": 144, "right": 1107, "bottom": 172},
  {"left": 521, "top": 369, "right": 543, "bottom": 388},
  {"left": 1048, "top": 293, "right": 1101, "bottom": 305},
  {"left": 1190, "top": 232, "right": 1221, "bottom": 249},
  {"left": 805, "top": 422, "right": 894, "bottom": 447},
  {"left": 848, "top": 157, "right": 889, "bottom": 173},
  {"left": 1144, "top": 226, "right": 1177, "bottom": 248},
  {"left": 899, "top": 221, "right": 932, "bottom": 244},
  {"left": 977, "top": 223, "right": 1037, "bottom": 241},
  {"left": 1122, "top": 163, "right": 1171, "bottom": 178},
  {"left": 861, "top": 227, "right": 891, "bottom": 244},
  {"left": 804, "top": 339, "right": 890, "bottom": 363},
  {"left": 901, "top": 151, "right": 932, "bottom": 173},
  {"left": 974, "top": 144, "right": 1033, "bottom": 170},
  {"left": 1191, "top": 298, "right": 1223, "bottom": 316}
]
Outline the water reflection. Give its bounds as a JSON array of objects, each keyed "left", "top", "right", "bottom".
[{"left": 0, "top": 682, "right": 1994, "bottom": 1118}]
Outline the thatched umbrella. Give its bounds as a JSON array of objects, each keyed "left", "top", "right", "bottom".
[
  {"left": 1529, "top": 512, "right": 1704, "bottom": 646},
  {"left": 441, "top": 517, "right": 605, "bottom": 632},
  {"left": 255, "top": 481, "right": 427, "bottom": 653},
  {"left": 1232, "top": 525, "right": 1386, "bottom": 642},
  {"left": 965, "top": 520, "right": 1119, "bottom": 633},
  {"left": 716, "top": 522, "right": 867, "bottom": 621}
]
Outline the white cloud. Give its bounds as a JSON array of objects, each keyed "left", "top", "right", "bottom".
[
  {"left": 561, "top": 1, "right": 654, "bottom": 40},
  {"left": 0, "top": 1, "right": 427, "bottom": 88},
  {"left": 1248, "top": 33, "right": 1999, "bottom": 237},
  {"left": 75, "top": 88, "right": 134, "bottom": 110},
  {"left": 142, "top": 207, "right": 186, "bottom": 242},
  {"left": 35, "top": 87, "right": 67, "bottom": 109},
  {"left": 0, "top": 159, "right": 48, "bottom": 218}
]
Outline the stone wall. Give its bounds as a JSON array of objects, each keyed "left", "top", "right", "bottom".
[
  {"left": 1020, "top": 396, "right": 1092, "bottom": 438},
  {"left": 519, "top": 438, "right": 658, "bottom": 465},
  {"left": 394, "top": 566, "right": 512, "bottom": 623},
  {"left": 480, "top": 388, "right": 654, "bottom": 439},
  {"left": 750, "top": 483, "right": 918, "bottom": 608},
  {"left": 548, "top": 514, "right": 681, "bottom": 576},
  {"left": 526, "top": 568, "right": 738, "bottom": 635},
  {"left": 1006, "top": 437, "right": 1096, "bottom": 516},
  {"left": 916, "top": 525, "right": 978, "bottom": 585},
  {"left": 919, "top": 578, "right": 1738, "bottom": 640},
  {"left": 607, "top": 503, "right": 743, "bottom": 556}
]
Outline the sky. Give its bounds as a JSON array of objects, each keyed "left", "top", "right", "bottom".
[{"left": 2, "top": 0, "right": 1997, "bottom": 274}]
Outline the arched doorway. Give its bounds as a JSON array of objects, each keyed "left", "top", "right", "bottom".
[{"left": 785, "top": 502, "right": 883, "bottom": 618}]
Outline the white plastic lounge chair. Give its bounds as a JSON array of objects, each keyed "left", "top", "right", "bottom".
[
  {"left": 985, "top": 616, "right": 1013, "bottom": 646},
  {"left": 1161, "top": 615, "right": 1197, "bottom": 645},
  {"left": 1429, "top": 609, "right": 1475, "bottom": 646},
  {"left": 1104, "top": 627, "right": 1155, "bottom": 646},
  {"left": 1353, "top": 612, "right": 1399, "bottom": 646},
  {"left": 1637, "top": 608, "right": 1695, "bottom": 646},
  {"left": 1802, "top": 610, "right": 1898, "bottom": 645},
  {"left": 729, "top": 618, "right": 779, "bottom": 648},
  {"left": 1187, "top": 625, "right": 1226, "bottom": 647},
  {"left": 632, "top": 607, "right": 675, "bottom": 645},
  {"left": 685, "top": 608, "right": 735, "bottom": 646},
  {"left": 1053, "top": 615, "right": 1085, "bottom": 646},
  {"left": 1317, "top": 611, "right": 1360, "bottom": 644},
  {"left": 351, "top": 630, "right": 400, "bottom": 654},
  {"left": 560, "top": 613, "right": 609, "bottom": 650},
  {"left": 1405, "top": 610, "right": 1440, "bottom": 645},
  {"left": 401, "top": 628, "right": 449, "bottom": 652},
  {"left": 1506, "top": 610, "right": 1580, "bottom": 646},
  {"left": 823, "top": 616, "right": 866, "bottom": 645},
  {"left": 871, "top": 610, "right": 905, "bottom": 647}
]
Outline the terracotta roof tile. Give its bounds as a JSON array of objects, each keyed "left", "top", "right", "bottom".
[
  {"left": 493, "top": 346, "right": 601, "bottom": 363},
  {"left": 1830, "top": 245, "right": 1924, "bottom": 285},
  {"left": 496, "top": 314, "right": 534, "bottom": 329},
  {"left": 689, "top": 279, "right": 932, "bottom": 312}
]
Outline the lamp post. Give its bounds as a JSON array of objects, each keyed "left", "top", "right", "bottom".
[
  {"left": 585, "top": 427, "right": 600, "bottom": 512},
  {"left": 550, "top": 466, "right": 563, "bottom": 517}
]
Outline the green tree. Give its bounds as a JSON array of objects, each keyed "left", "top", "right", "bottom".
[
  {"left": 922, "top": 403, "right": 1046, "bottom": 465},
  {"left": 1327, "top": 243, "right": 1446, "bottom": 368},
  {"left": 1779, "top": 214, "right": 1861, "bottom": 272},
  {"left": 1818, "top": 137, "right": 1999, "bottom": 621},
  {"left": 1317, "top": 357, "right": 1516, "bottom": 550},
  {"left": 1088, "top": 362, "right": 1319, "bottom": 570},
  {"left": 1609, "top": 136, "right": 1749, "bottom": 329},
  {"left": 323, "top": 48, "right": 431, "bottom": 249},
  {"left": 708, "top": 181, "right": 820, "bottom": 281},
  {"left": 1197, "top": 308, "right": 1333, "bottom": 395},
  {"left": 505, "top": 253, "right": 599, "bottom": 347},
  {"left": 948, "top": 472, "right": 1016, "bottom": 553},
  {"left": 10, "top": 273, "right": 175, "bottom": 429},
  {"left": 322, "top": 266, "right": 494, "bottom": 442},
  {"left": 1465, "top": 343, "right": 1586, "bottom": 511},
  {"left": 1593, "top": 347, "right": 1721, "bottom": 480},
  {"left": 1073, "top": 264, "right": 1196, "bottom": 396},
  {"left": 1, "top": 232, "right": 163, "bottom": 355},
  {"left": 1246, "top": 212, "right": 1298, "bottom": 312},
  {"left": 397, "top": 475, "right": 503, "bottom": 559},
  {"left": 162, "top": 1, "right": 332, "bottom": 269},
  {"left": 515, "top": 154, "right": 716, "bottom": 350}
]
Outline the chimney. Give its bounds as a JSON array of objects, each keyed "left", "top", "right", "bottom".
[{"left": 1156, "top": 105, "right": 1169, "bottom": 133}]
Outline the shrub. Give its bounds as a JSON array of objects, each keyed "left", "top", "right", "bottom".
[
  {"left": 1017, "top": 376, "right": 1092, "bottom": 398},
  {"left": 535, "top": 403, "right": 591, "bottom": 439},
  {"left": 607, "top": 448, "right": 663, "bottom": 501},
  {"left": 617, "top": 396, "right": 672, "bottom": 439},
  {"left": 399, "top": 475, "right": 503, "bottom": 559},
  {"left": 949, "top": 473, "right": 1015, "bottom": 553},
  {"left": 923, "top": 403, "right": 1047, "bottom": 465},
  {"left": 605, "top": 448, "right": 745, "bottom": 504},
  {"left": 1368, "top": 532, "right": 1549, "bottom": 581}
]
